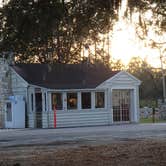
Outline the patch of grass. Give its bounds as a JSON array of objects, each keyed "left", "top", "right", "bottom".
[
  {"left": 140, "top": 118, "right": 153, "bottom": 123},
  {"left": 140, "top": 117, "right": 166, "bottom": 123}
]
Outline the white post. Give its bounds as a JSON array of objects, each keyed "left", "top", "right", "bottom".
[
  {"left": 130, "top": 89, "right": 134, "bottom": 122},
  {"left": 63, "top": 92, "right": 67, "bottom": 111},
  {"left": 133, "top": 87, "right": 139, "bottom": 123},
  {"left": 42, "top": 91, "right": 45, "bottom": 112},
  {"left": 28, "top": 88, "right": 35, "bottom": 128},
  {"left": 48, "top": 92, "right": 52, "bottom": 112},
  {"left": 136, "top": 86, "right": 140, "bottom": 122},
  {"left": 48, "top": 92, "right": 53, "bottom": 128},
  {"left": 77, "top": 92, "right": 81, "bottom": 111},
  {"left": 42, "top": 90, "right": 48, "bottom": 128},
  {"left": 108, "top": 88, "right": 112, "bottom": 124},
  {"left": 91, "top": 91, "right": 95, "bottom": 110}
]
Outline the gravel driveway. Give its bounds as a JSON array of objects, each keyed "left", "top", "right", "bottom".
[
  {"left": 0, "top": 123, "right": 166, "bottom": 149},
  {"left": 0, "top": 123, "right": 166, "bottom": 166}
]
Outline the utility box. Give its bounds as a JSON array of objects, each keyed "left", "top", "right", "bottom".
[{"left": 5, "top": 96, "right": 25, "bottom": 128}]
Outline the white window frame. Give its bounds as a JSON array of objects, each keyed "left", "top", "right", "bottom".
[
  {"left": 95, "top": 91, "right": 105, "bottom": 109},
  {"left": 51, "top": 92, "right": 63, "bottom": 111},
  {"left": 81, "top": 92, "right": 92, "bottom": 110},
  {"left": 67, "top": 92, "right": 78, "bottom": 110}
]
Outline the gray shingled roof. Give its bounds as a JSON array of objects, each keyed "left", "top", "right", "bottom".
[{"left": 12, "top": 63, "right": 119, "bottom": 89}]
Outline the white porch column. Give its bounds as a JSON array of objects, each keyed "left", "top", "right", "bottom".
[
  {"left": 134, "top": 87, "right": 139, "bottom": 123},
  {"left": 78, "top": 92, "right": 81, "bottom": 111},
  {"left": 47, "top": 92, "right": 54, "bottom": 128},
  {"left": 63, "top": 92, "right": 67, "bottom": 111},
  {"left": 130, "top": 89, "right": 134, "bottom": 123},
  {"left": 108, "top": 88, "right": 113, "bottom": 124},
  {"left": 42, "top": 91, "right": 45, "bottom": 112},
  {"left": 133, "top": 87, "right": 139, "bottom": 123},
  {"left": 48, "top": 92, "right": 52, "bottom": 112},
  {"left": 42, "top": 90, "right": 48, "bottom": 128},
  {"left": 91, "top": 91, "right": 95, "bottom": 110},
  {"left": 136, "top": 86, "right": 140, "bottom": 122},
  {"left": 45, "top": 91, "right": 49, "bottom": 112},
  {"left": 28, "top": 88, "right": 35, "bottom": 128}
]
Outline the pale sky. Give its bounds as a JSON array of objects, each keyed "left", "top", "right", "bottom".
[
  {"left": 110, "top": 19, "right": 164, "bottom": 68},
  {"left": 110, "top": 0, "right": 166, "bottom": 68}
]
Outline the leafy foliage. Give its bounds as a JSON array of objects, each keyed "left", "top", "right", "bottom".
[
  {"left": 127, "top": 57, "right": 163, "bottom": 100},
  {"left": 128, "top": 0, "right": 166, "bottom": 49},
  {"left": 0, "top": 0, "right": 165, "bottom": 63},
  {"left": 0, "top": 0, "right": 121, "bottom": 63}
]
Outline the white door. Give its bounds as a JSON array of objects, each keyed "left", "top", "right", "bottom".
[
  {"left": 5, "top": 97, "right": 25, "bottom": 128},
  {"left": 112, "top": 89, "right": 130, "bottom": 122}
]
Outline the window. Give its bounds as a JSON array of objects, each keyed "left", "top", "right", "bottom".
[
  {"left": 6, "top": 102, "right": 12, "bottom": 122},
  {"left": 52, "top": 93, "right": 63, "bottom": 110},
  {"left": 44, "top": 93, "right": 47, "bottom": 111},
  {"left": 81, "top": 92, "right": 91, "bottom": 109},
  {"left": 67, "top": 93, "right": 77, "bottom": 109},
  {"left": 95, "top": 92, "right": 105, "bottom": 108},
  {"left": 31, "top": 94, "right": 34, "bottom": 111}
]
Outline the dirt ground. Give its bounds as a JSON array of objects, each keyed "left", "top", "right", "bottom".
[{"left": 0, "top": 139, "right": 166, "bottom": 166}]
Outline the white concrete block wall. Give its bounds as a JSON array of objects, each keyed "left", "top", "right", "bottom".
[{"left": 0, "top": 58, "right": 10, "bottom": 128}]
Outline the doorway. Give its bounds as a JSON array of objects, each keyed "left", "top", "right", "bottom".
[
  {"left": 35, "top": 93, "right": 42, "bottom": 128},
  {"left": 112, "top": 89, "right": 130, "bottom": 122}
]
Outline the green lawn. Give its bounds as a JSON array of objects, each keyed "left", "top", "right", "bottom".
[{"left": 140, "top": 117, "right": 166, "bottom": 123}]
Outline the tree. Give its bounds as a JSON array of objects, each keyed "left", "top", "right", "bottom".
[
  {"left": 127, "top": 0, "right": 166, "bottom": 55},
  {"left": 0, "top": 0, "right": 122, "bottom": 63},
  {"left": 0, "top": 0, "right": 66, "bottom": 62},
  {"left": 110, "top": 59, "right": 124, "bottom": 71},
  {"left": 126, "top": 0, "right": 166, "bottom": 102},
  {"left": 127, "top": 57, "right": 163, "bottom": 100},
  {"left": 0, "top": 0, "right": 165, "bottom": 64}
]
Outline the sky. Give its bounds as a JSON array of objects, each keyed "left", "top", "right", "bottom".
[
  {"left": 110, "top": 0, "right": 166, "bottom": 68},
  {"left": 111, "top": 18, "right": 163, "bottom": 68}
]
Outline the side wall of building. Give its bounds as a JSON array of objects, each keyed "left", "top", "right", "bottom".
[
  {"left": 0, "top": 58, "right": 28, "bottom": 128},
  {"left": 10, "top": 69, "right": 28, "bottom": 97}
]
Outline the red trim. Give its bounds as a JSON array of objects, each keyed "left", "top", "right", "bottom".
[{"left": 53, "top": 106, "right": 56, "bottom": 128}]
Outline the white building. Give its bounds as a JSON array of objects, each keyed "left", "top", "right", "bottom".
[{"left": 0, "top": 58, "right": 141, "bottom": 128}]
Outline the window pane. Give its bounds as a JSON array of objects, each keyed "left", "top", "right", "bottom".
[
  {"left": 52, "top": 93, "right": 63, "bottom": 110},
  {"left": 44, "top": 93, "right": 47, "bottom": 111},
  {"left": 95, "top": 92, "right": 105, "bottom": 108},
  {"left": 31, "top": 94, "right": 34, "bottom": 111},
  {"left": 81, "top": 92, "right": 91, "bottom": 109},
  {"left": 7, "top": 102, "right": 12, "bottom": 122},
  {"left": 67, "top": 93, "right": 77, "bottom": 110}
]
